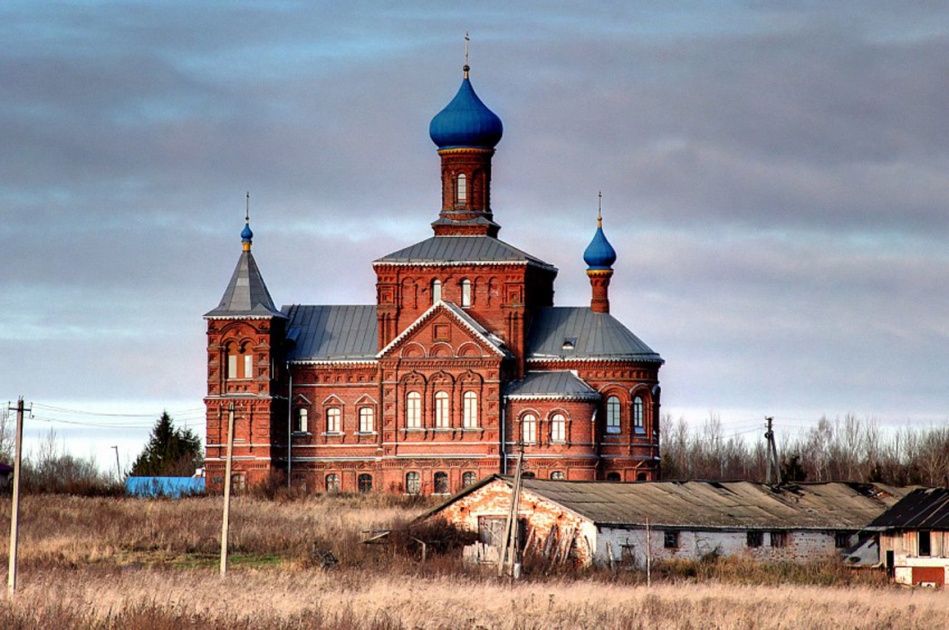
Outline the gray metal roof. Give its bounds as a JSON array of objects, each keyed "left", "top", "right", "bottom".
[
  {"left": 283, "top": 305, "right": 378, "bottom": 361},
  {"left": 205, "top": 251, "right": 284, "bottom": 319},
  {"left": 866, "top": 488, "right": 949, "bottom": 530},
  {"left": 504, "top": 371, "right": 600, "bottom": 400},
  {"left": 526, "top": 308, "right": 663, "bottom": 363},
  {"left": 433, "top": 477, "right": 910, "bottom": 530},
  {"left": 374, "top": 236, "right": 555, "bottom": 268}
]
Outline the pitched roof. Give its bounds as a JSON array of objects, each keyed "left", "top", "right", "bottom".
[
  {"left": 373, "top": 235, "right": 554, "bottom": 269},
  {"left": 504, "top": 371, "right": 600, "bottom": 400},
  {"left": 377, "top": 300, "right": 508, "bottom": 359},
  {"left": 866, "top": 488, "right": 949, "bottom": 530},
  {"left": 526, "top": 307, "right": 663, "bottom": 363},
  {"left": 426, "top": 476, "right": 910, "bottom": 530},
  {"left": 283, "top": 305, "right": 378, "bottom": 362},
  {"left": 205, "top": 251, "right": 284, "bottom": 319}
]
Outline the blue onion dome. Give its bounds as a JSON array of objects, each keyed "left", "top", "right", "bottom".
[
  {"left": 583, "top": 216, "right": 617, "bottom": 270},
  {"left": 241, "top": 221, "right": 253, "bottom": 244},
  {"left": 429, "top": 71, "right": 503, "bottom": 150}
]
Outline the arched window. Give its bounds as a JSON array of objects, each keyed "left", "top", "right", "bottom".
[
  {"left": 461, "top": 279, "right": 472, "bottom": 307},
  {"left": 325, "top": 474, "right": 340, "bottom": 494},
  {"left": 406, "top": 391, "right": 422, "bottom": 429},
  {"left": 637, "top": 472, "right": 648, "bottom": 481},
  {"left": 431, "top": 279, "right": 442, "bottom": 304},
  {"left": 358, "top": 474, "right": 373, "bottom": 493},
  {"left": 435, "top": 391, "right": 450, "bottom": 428},
  {"left": 227, "top": 343, "right": 253, "bottom": 379},
  {"left": 550, "top": 413, "right": 566, "bottom": 442},
  {"left": 462, "top": 472, "right": 477, "bottom": 488},
  {"left": 550, "top": 471, "right": 565, "bottom": 480},
  {"left": 522, "top": 414, "right": 537, "bottom": 444},
  {"left": 325, "top": 407, "right": 341, "bottom": 433},
  {"left": 359, "top": 407, "right": 375, "bottom": 433},
  {"left": 606, "top": 396, "right": 622, "bottom": 434},
  {"left": 521, "top": 472, "right": 535, "bottom": 479},
  {"left": 463, "top": 391, "right": 478, "bottom": 429},
  {"left": 633, "top": 396, "right": 644, "bottom": 432},
  {"left": 434, "top": 471, "right": 449, "bottom": 494},
  {"left": 406, "top": 472, "right": 421, "bottom": 495},
  {"left": 456, "top": 173, "right": 467, "bottom": 204},
  {"left": 294, "top": 408, "right": 308, "bottom": 433},
  {"left": 606, "top": 472, "right": 621, "bottom": 482}
]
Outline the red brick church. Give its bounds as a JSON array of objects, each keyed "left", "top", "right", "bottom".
[{"left": 204, "top": 62, "right": 664, "bottom": 494}]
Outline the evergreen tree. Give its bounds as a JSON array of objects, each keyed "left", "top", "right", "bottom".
[{"left": 130, "top": 412, "right": 203, "bottom": 477}]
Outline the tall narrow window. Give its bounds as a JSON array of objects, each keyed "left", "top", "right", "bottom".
[
  {"left": 606, "top": 396, "right": 621, "bottom": 433},
  {"left": 461, "top": 279, "right": 472, "bottom": 307},
  {"left": 435, "top": 391, "right": 450, "bottom": 428},
  {"left": 325, "top": 474, "right": 340, "bottom": 494},
  {"left": 633, "top": 396, "right": 644, "bottom": 432},
  {"left": 522, "top": 414, "right": 537, "bottom": 444},
  {"left": 406, "top": 472, "right": 421, "bottom": 495},
  {"left": 406, "top": 391, "right": 422, "bottom": 429},
  {"left": 432, "top": 279, "right": 442, "bottom": 304},
  {"left": 434, "top": 471, "right": 449, "bottom": 494},
  {"left": 463, "top": 391, "right": 478, "bottom": 428},
  {"left": 325, "top": 408, "right": 341, "bottom": 433},
  {"left": 359, "top": 407, "right": 374, "bottom": 433},
  {"left": 227, "top": 353, "right": 237, "bottom": 378},
  {"left": 243, "top": 353, "right": 253, "bottom": 379},
  {"left": 358, "top": 474, "right": 372, "bottom": 493},
  {"left": 295, "top": 408, "right": 308, "bottom": 433},
  {"left": 456, "top": 173, "right": 467, "bottom": 204},
  {"left": 550, "top": 413, "right": 566, "bottom": 442}
]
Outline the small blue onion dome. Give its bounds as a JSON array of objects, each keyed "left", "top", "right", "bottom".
[
  {"left": 241, "top": 222, "right": 253, "bottom": 244},
  {"left": 429, "top": 75, "right": 503, "bottom": 150},
  {"left": 583, "top": 218, "right": 617, "bottom": 270}
]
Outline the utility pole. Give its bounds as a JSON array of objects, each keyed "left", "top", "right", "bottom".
[
  {"left": 220, "top": 402, "right": 236, "bottom": 577},
  {"left": 499, "top": 443, "right": 524, "bottom": 578},
  {"left": 111, "top": 445, "right": 121, "bottom": 481},
  {"left": 286, "top": 364, "right": 292, "bottom": 489},
  {"left": 764, "top": 417, "right": 780, "bottom": 485},
  {"left": 7, "top": 397, "right": 29, "bottom": 596}
]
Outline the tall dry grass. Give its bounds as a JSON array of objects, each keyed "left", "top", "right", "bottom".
[{"left": 0, "top": 494, "right": 946, "bottom": 628}]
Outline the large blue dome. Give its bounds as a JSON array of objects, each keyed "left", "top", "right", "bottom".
[
  {"left": 429, "top": 76, "right": 503, "bottom": 150},
  {"left": 583, "top": 223, "right": 617, "bottom": 270}
]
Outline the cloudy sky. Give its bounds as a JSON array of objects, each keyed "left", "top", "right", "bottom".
[{"left": 2, "top": 1, "right": 948, "bottom": 466}]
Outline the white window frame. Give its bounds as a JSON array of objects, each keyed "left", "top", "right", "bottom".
[
  {"left": 461, "top": 279, "right": 472, "bottom": 307},
  {"left": 550, "top": 413, "right": 566, "bottom": 442},
  {"left": 295, "top": 408, "right": 308, "bottom": 433},
  {"left": 406, "top": 391, "right": 422, "bottom": 429},
  {"left": 359, "top": 407, "right": 375, "bottom": 433},
  {"left": 457, "top": 173, "right": 467, "bottom": 204},
  {"left": 432, "top": 279, "right": 442, "bottom": 304},
  {"left": 522, "top": 414, "right": 537, "bottom": 444},
  {"left": 633, "top": 396, "right": 644, "bottom": 432},
  {"left": 435, "top": 391, "right": 450, "bottom": 429},
  {"left": 325, "top": 407, "right": 341, "bottom": 434},
  {"left": 463, "top": 391, "right": 478, "bottom": 429}
]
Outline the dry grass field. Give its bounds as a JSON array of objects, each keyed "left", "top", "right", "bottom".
[{"left": 0, "top": 494, "right": 947, "bottom": 629}]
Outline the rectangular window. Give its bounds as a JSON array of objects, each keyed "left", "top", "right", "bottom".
[
  {"left": 463, "top": 392, "right": 478, "bottom": 429},
  {"left": 228, "top": 355, "right": 237, "bottom": 378},
  {"left": 243, "top": 354, "right": 253, "bottom": 379},
  {"left": 834, "top": 531, "right": 852, "bottom": 549},
  {"left": 434, "top": 471, "right": 449, "bottom": 494},
  {"left": 633, "top": 396, "right": 644, "bottom": 432},
  {"left": 406, "top": 392, "right": 422, "bottom": 429},
  {"left": 522, "top": 416, "right": 537, "bottom": 444},
  {"left": 919, "top": 531, "right": 932, "bottom": 557},
  {"left": 770, "top": 531, "right": 788, "bottom": 548},
  {"left": 435, "top": 392, "right": 450, "bottom": 429},
  {"left": 664, "top": 531, "right": 679, "bottom": 549},
  {"left": 606, "top": 396, "right": 621, "bottom": 434},
  {"left": 325, "top": 408, "right": 341, "bottom": 433},
  {"left": 295, "top": 408, "right": 308, "bottom": 433},
  {"left": 747, "top": 531, "right": 763, "bottom": 548},
  {"left": 550, "top": 414, "right": 566, "bottom": 442},
  {"left": 359, "top": 407, "right": 374, "bottom": 433},
  {"left": 406, "top": 472, "right": 421, "bottom": 495}
]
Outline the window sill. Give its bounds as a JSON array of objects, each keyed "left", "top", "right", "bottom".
[
  {"left": 292, "top": 431, "right": 311, "bottom": 437},
  {"left": 322, "top": 432, "right": 344, "bottom": 437},
  {"left": 462, "top": 427, "right": 481, "bottom": 431},
  {"left": 355, "top": 431, "right": 377, "bottom": 436}
]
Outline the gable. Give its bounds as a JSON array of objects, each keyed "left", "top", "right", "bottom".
[{"left": 377, "top": 301, "right": 508, "bottom": 360}]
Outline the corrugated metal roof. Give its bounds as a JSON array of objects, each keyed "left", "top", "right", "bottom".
[
  {"left": 504, "top": 371, "right": 600, "bottom": 400},
  {"left": 374, "top": 236, "right": 554, "bottom": 268},
  {"left": 526, "top": 308, "right": 663, "bottom": 363},
  {"left": 440, "top": 477, "right": 910, "bottom": 530},
  {"left": 866, "top": 488, "right": 949, "bottom": 530},
  {"left": 205, "top": 251, "right": 284, "bottom": 319},
  {"left": 283, "top": 305, "right": 378, "bottom": 361}
]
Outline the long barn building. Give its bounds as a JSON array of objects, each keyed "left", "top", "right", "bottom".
[{"left": 203, "top": 61, "right": 664, "bottom": 495}]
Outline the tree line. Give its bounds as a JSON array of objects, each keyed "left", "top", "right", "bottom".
[{"left": 660, "top": 413, "right": 949, "bottom": 486}]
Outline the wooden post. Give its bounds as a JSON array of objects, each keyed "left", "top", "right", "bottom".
[
  {"left": 220, "top": 402, "right": 236, "bottom": 577},
  {"left": 7, "top": 398, "right": 25, "bottom": 596},
  {"left": 645, "top": 517, "right": 652, "bottom": 587},
  {"left": 499, "top": 446, "right": 524, "bottom": 577}
]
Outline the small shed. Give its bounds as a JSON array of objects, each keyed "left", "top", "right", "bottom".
[
  {"left": 423, "top": 476, "right": 910, "bottom": 568},
  {"left": 866, "top": 487, "right": 949, "bottom": 587}
]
